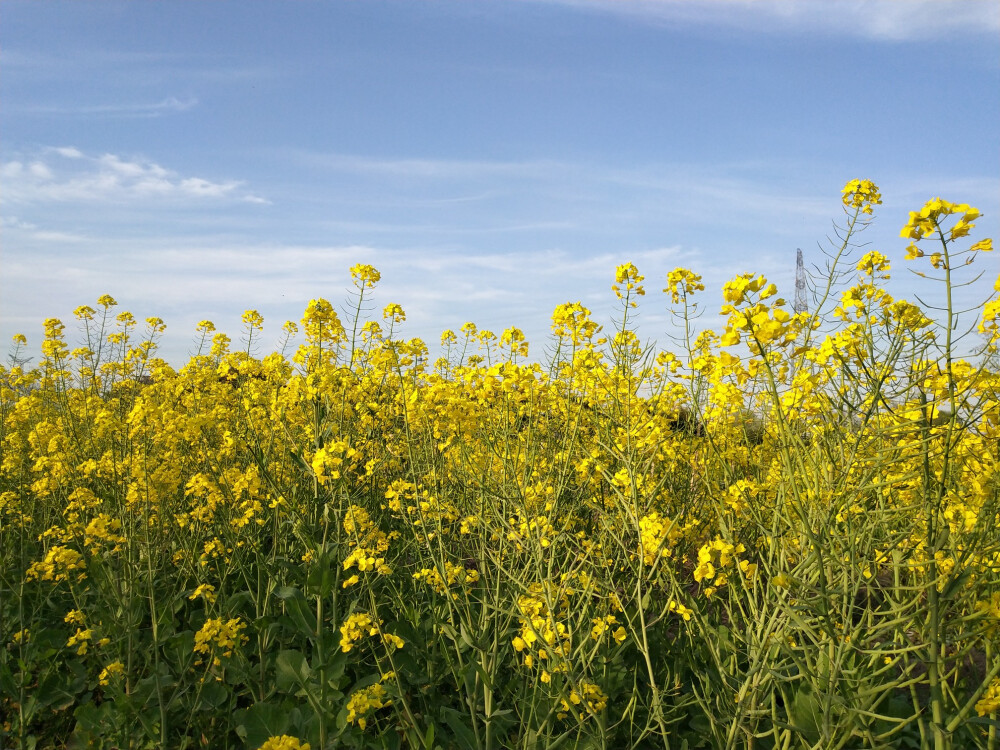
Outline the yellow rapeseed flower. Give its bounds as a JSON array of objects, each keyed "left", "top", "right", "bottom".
[
  {"left": 976, "top": 679, "right": 1000, "bottom": 717},
  {"left": 98, "top": 661, "right": 125, "bottom": 686},
  {"left": 257, "top": 737, "right": 311, "bottom": 750},
  {"left": 350, "top": 263, "right": 381, "bottom": 289},
  {"left": 841, "top": 179, "right": 882, "bottom": 215},
  {"left": 664, "top": 267, "right": 705, "bottom": 304}
]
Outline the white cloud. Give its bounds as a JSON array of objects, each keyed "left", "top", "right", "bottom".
[
  {"left": 0, "top": 237, "right": 698, "bottom": 365},
  {"left": 17, "top": 96, "right": 198, "bottom": 118},
  {"left": 293, "top": 150, "right": 565, "bottom": 181},
  {"left": 520, "top": 0, "right": 1000, "bottom": 40},
  {"left": 52, "top": 146, "right": 84, "bottom": 159},
  {"left": 1, "top": 147, "right": 265, "bottom": 206},
  {"left": 293, "top": 150, "right": 836, "bottom": 232},
  {"left": 0, "top": 216, "right": 86, "bottom": 243}
]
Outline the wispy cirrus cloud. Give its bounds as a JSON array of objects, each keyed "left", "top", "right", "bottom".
[
  {"left": 15, "top": 96, "right": 198, "bottom": 118},
  {"left": 0, "top": 216, "right": 87, "bottom": 244},
  {"left": 521, "top": 0, "right": 1000, "bottom": 41},
  {"left": 290, "top": 149, "right": 567, "bottom": 181},
  {"left": 283, "top": 151, "right": 829, "bottom": 220},
  {"left": 0, "top": 147, "right": 269, "bottom": 206},
  {"left": 0, "top": 237, "right": 695, "bottom": 366}
]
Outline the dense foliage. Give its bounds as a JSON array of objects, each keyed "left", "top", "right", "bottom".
[{"left": 2, "top": 182, "right": 999, "bottom": 749}]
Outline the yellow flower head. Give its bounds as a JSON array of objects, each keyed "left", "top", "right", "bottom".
[
  {"left": 67, "top": 627, "right": 93, "bottom": 655},
  {"left": 350, "top": 263, "right": 381, "bottom": 289},
  {"left": 382, "top": 303, "right": 406, "bottom": 323},
  {"left": 976, "top": 678, "right": 1000, "bottom": 717},
  {"left": 664, "top": 268, "right": 705, "bottom": 304},
  {"left": 856, "top": 251, "right": 891, "bottom": 278},
  {"left": 98, "top": 661, "right": 126, "bottom": 686},
  {"left": 551, "top": 302, "right": 601, "bottom": 344},
  {"left": 242, "top": 309, "right": 264, "bottom": 330},
  {"left": 841, "top": 179, "right": 882, "bottom": 215},
  {"left": 257, "top": 737, "right": 311, "bottom": 750},
  {"left": 668, "top": 600, "right": 694, "bottom": 621},
  {"left": 346, "top": 683, "right": 392, "bottom": 730},
  {"left": 189, "top": 584, "right": 217, "bottom": 604},
  {"left": 901, "top": 197, "right": 981, "bottom": 242},
  {"left": 721, "top": 273, "right": 770, "bottom": 307},
  {"left": 193, "top": 617, "right": 248, "bottom": 661},
  {"left": 339, "top": 612, "right": 380, "bottom": 653},
  {"left": 612, "top": 262, "right": 645, "bottom": 303},
  {"left": 301, "top": 298, "right": 345, "bottom": 344},
  {"left": 74, "top": 305, "right": 96, "bottom": 321}
]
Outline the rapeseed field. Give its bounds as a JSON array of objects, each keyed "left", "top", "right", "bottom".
[{"left": 2, "top": 182, "right": 998, "bottom": 749}]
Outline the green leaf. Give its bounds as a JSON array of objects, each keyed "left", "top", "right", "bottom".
[
  {"left": 273, "top": 586, "right": 316, "bottom": 636},
  {"left": 275, "top": 650, "right": 312, "bottom": 694},
  {"left": 459, "top": 621, "right": 477, "bottom": 650},
  {"left": 233, "top": 702, "right": 292, "bottom": 747},
  {"left": 788, "top": 683, "right": 822, "bottom": 744},
  {"left": 440, "top": 706, "right": 479, "bottom": 749},
  {"left": 305, "top": 562, "right": 337, "bottom": 598},
  {"left": 197, "top": 680, "right": 230, "bottom": 710},
  {"left": 289, "top": 449, "right": 310, "bottom": 472},
  {"left": 163, "top": 630, "right": 196, "bottom": 672},
  {"left": 36, "top": 666, "right": 85, "bottom": 711},
  {"left": 317, "top": 649, "right": 349, "bottom": 691},
  {"left": 380, "top": 728, "right": 402, "bottom": 750}
]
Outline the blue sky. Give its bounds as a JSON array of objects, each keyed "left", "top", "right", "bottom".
[{"left": 2, "top": 0, "right": 998, "bottom": 367}]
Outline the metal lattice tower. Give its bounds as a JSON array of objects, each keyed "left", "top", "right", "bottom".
[{"left": 793, "top": 248, "right": 808, "bottom": 314}]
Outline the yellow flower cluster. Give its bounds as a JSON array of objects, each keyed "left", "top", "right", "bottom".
[
  {"left": 856, "top": 250, "right": 891, "bottom": 278},
  {"left": 341, "top": 504, "right": 393, "bottom": 587},
  {"left": 339, "top": 612, "right": 404, "bottom": 653},
  {"left": 66, "top": 627, "right": 93, "bottom": 655},
  {"left": 350, "top": 263, "right": 382, "bottom": 289},
  {"left": 25, "top": 545, "right": 86, "bottom": 583},
  {"left": 637, "top": 512, "right": 681, "bottom": 566},
  {"left": 664, "top": 268, "right": 705, "bottom": 304},
  {"left": 311, "top": 438, "right": 357, "bottom": 484},
  {"left": 193, "top": 617, "right": 248, "bottom": 665},
  {"left": 902, "top": 197, "right": 981, "bottom": 242},
  {"left": 556, "top": 680, "right": 608, "bottom": 720},
  {"left": 841, "top": 178, "right": 882, "bottom": 215},
  {"left": 667, "top": 600, "right": 694, "bottom": 621},
  {"left": 612, "top": 262, "right": 645, "bottom": 306},
  {"left": 346, "top": 679, "right": 392, "bottom": 730},
  {"left": 551, "top": 302, "right": 601, "bottom": 345},
  {"left": 693, "top": 538, "right": 756, "bottom": 597},
  {"left": 976, "top": 592, "right": 1000, "bottom": 635},
  {"left": 189, "top": 583, "right": 217, "bottom": 604},
  {"left": 98, "top": 661, "right": 126, "bottom": 686},
  {"left": 339, "top": 613, "right": 379, "bottom": 653},
  {"left": 413, "top": 561, "right": 480, "bottom": 599},
  {"left": 257, "top": 737, "right": 311, "bottom": 750},
  {"left": 722, "top": 274, "right": 773, "bottom": 307},
  {"left": 590, "top": 615, "right": 627, "bottom": 644},
  {"left": 508, "top": 513, "right": 557, "bottom": 549},
  {"left": 513, "top": 584, "right": 573, "bottom": 674},
  {"left": 976, "top": 679, "right": 1000, "bottom": 717}
]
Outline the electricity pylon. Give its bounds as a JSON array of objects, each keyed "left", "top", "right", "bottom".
[{"left": 793, "top": 248, "right": 808, "bottom": 314}]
